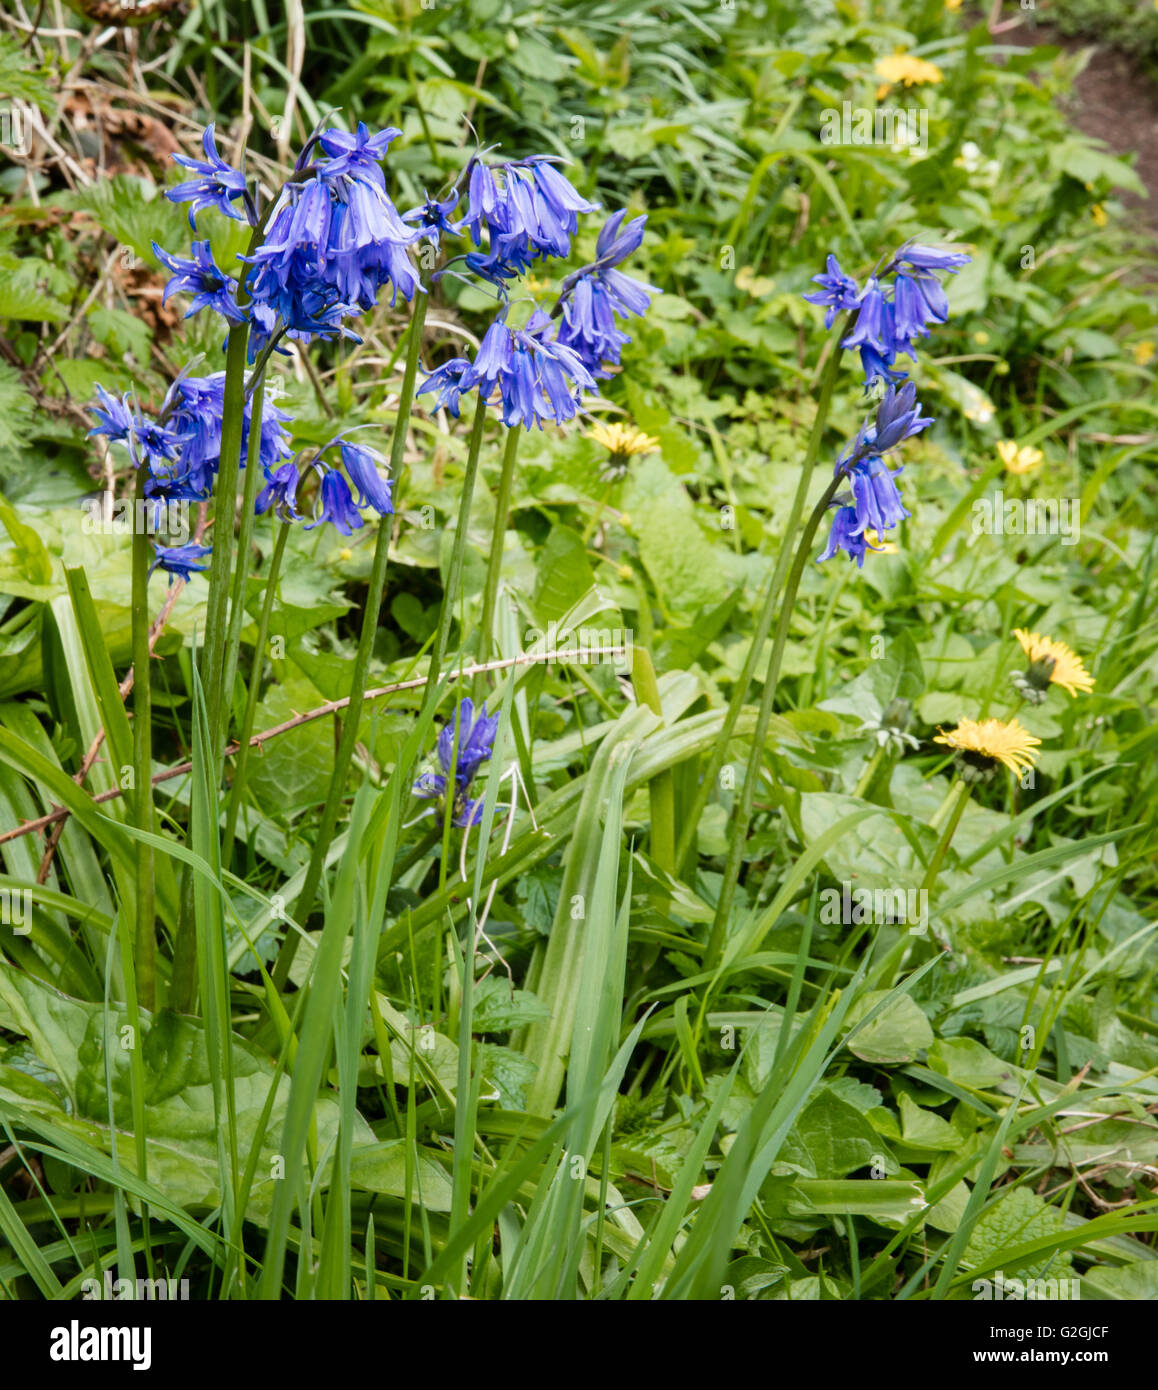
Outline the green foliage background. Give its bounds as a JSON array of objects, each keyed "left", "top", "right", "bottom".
[{"left": 0, "top": 0, "right": 1156, "bottom": 1301}]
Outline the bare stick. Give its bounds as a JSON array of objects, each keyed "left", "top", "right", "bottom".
[{"left": 1, "top": 648, "right": 626, "bottom": 847}]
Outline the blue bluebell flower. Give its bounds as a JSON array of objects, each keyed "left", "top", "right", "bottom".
[
  {"left": 91, "top": 367, "right": 294, "bottom": 506},
  {"left": 892, "top": 271, "right": 948, "bottom": 349},
  {"left": 555, "top": 275, "right": 631, "bottom": 374},
  {"left": 848, "top": 455, "right": 910, "bottom": 536},
  {"left": 456, "top": 159, "right": 500, "bottom": 246},
  {"left": 244, "top": 152, "right": 421, "bottom": 343},
  {"left": 841, "top": 278, "right": 891, "bottom": 355},
  {"left": 460, "top": 318, "right": 513, "bottom": 398},
  {"left": 167, "top": 124, "right": 250, "bottom": 228},
  {"left": 458, "top": 316, "right": 511, "bottom": 397},
  {"left": 326, "top": 176, "right": 422, "bottom": 306},
  {"left": 413, "top": 697, "right": 500, "bottom": 828},
  {"left": 153, "top": 239, "right": 245, "bottom": 324},
  {"left": 527, "top": 157, "right": 600, "bottom": 235},
  {"left": 803, "top": 253, "right": 861, "bottom": 328},
  {"left": 819, "top": 507, "right": 877, "bottom": 568},
  {"left": 820, "top": 384, "right": 931, "bottom": 565},
  {"left": 418, "top": 357, "right": 471, "bottom": 418},
  {"left": 149, "top": 541, "right": 212, "bottom": 582},
  {"left": 461, "top": 244, "right": 532, "bottom": 289},
  {"left": 455, "top": 155, "right": 599, "bottom": 275},
  {"left": 130, "top": 418, "right": 187, "bottom": 476},
  {"left": 333, "top": 438, "right": 393, "bottom": 513},
  {"left": 894, "top": 243, "right": 971, "bottom": 273},
  {"left": 512, "top": 315, "right": 598, "bottom": 427},
  {"left": 88, "top": 385, "right": 138, "bottom": 449},
  {"left": 244, "top": 178, "right": 351, "bottom": 339},
  {"left": 871, "top": 381, "right": 935, "bottom": 452},
  {"left": 444, "top": 310, "right": 597, "bottom": 429},
  {"left": 403, "top": 188, "right": 460, "bottom": 245},
  {"left": 858, "top": 342, "right": 907, "bottom": 393},
  {"left": 89, "top": 385, "right": 189, "bottom": 475},
  {"left": 163, "top": 373, "right": 294, "bottom": 493},
  {"left": 508, "top": 314, "right": 598, "bottom": 428},
  {"left": 810, "top": 242, "right": 965, "bottom": 564},
  {"left": 835, "top": 383, "right": 933, "bottom": 474},
  {"left": 555, "top": 210, "right": 657, "bottom": 374},
  {"left": 315, "top": 122, "right": 402, "bottom": 182},
  {"left": 804, "top": 244, "right": 971, "bottom": 390},
  {"left": 255, "top": 460, "right": 302, "bottom": 520},
  {"left": 307, "top": 468, "right": 364, "bottom": 535}
]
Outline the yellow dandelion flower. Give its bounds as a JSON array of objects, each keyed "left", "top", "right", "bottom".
[
  {"left": 945, "top": 0, "right": 963, "bottom": 10},
  {"left": 586, "top": 420, "right": 659, "bottom": 479},
  {"left": 1013, "top": 629, "right": 1095, "bottom": 700},
  {"left": 735, "top": 265, "right": 776, "bottom": 297},
  {"left": 997, "top": 439, "right": 1044, "bottom": 475},
  {"left": 874, "top": 54, "right": 944, "bottom": 90},
  {"left": 523, "top": 272, "right": 553, "bottom": 297},
  {"left": 934, "top": 717, "right": 1042, "bottom": 777},
  {"left": 1133, "top": 340, "right": 1155, "bottom": 366},
  {"left": 1091, "top": 203, "right": 1108, "bottom": 228},
  {"left": 863, "top": 528, "right": 898, "bottom": 555}
]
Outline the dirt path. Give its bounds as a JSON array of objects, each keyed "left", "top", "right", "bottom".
[{"left": 1005, "top": 18, "right": 1158, "bottom": 230}]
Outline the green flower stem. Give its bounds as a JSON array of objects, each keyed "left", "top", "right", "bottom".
[
  {"left": 423, "top": 391, "right": 488, "bottom": 711},
  {"left": 477, "top": 423, "right": 521, "bottom": 670},
  {"left": 130, "top": 472, "right": 156, "bottom": 1011},
  {"left": 196, "top": 203, "right": 276, "bottom": 769},
  {"left": 853, "top": 746, "right": 887, "bottom": 799},
  {"left": 630, "top": 646, "right": 675, "bottom": 875},
  {"left": 706, "top": 470, "right": 845, "bottom": 966},
  {"left": 674, "top": 325, "right": 847, "bottom": 869},
  {"left": 222, "top": 518, "right": 290, "bottom": 856},
  {"left": 581, "top": 479, "right": 615, "bottom": 544},
  {"left": 168, "top": 323, "right": 250, "bottom": 1016},
  {"left": 921, "top": 778, "right": 971, "bottom": 895},
  {"left": 271, "top": 289, "right": 429, "bottom": 989},
  {"left": 171, "top": 204, "right": 272, "bottom": 1013},
  {"left": 200, "top": 322, "right": 251, "bottom": 768},
  {"left": 219, "top": 367, "right": 270, "bottom": 755},
  {"left": 928, "top": 777, "right": 964, "bottom": 832}
]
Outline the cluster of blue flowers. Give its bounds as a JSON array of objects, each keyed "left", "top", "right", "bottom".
[
  {"left": 90, "top": 121, "right": 421, "bottom": 572},
  {"left": 89, "top": 121, "right": 657, "bottom": 575},
  {"left": 163, "top": 122, "right": 422, "bottom": 354},
  {"left": 818, "top": 381, "right": 933, "bottom": 567},
  {"left": 256, "top": 434, "right": 393, "bottom": 536},
  {"left": 419, "top": 153, "right": 657, "bottom": 428},
  {"left": 804, "top": 241, "right": 970, "bottom": 567},
  {"left": 89, "top": 371, "right": 292, "bottom": 580},
  {"left": 413, "top": 697, "right": 499, "bottom": 828},
  {"left": 804, "top": 243, "right": 969, "bottom": 393}
]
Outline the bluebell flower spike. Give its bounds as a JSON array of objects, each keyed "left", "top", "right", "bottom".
[
  {"left": 166, "top": 123, "right": 251, "bottom": 228},
  {"left": 802, "top": 253, "right": 861, "bottom": 328},
  {"left": 149, "top": 541, "right": 213, "bottom": 583},
  {"left": 819, "top": 507, "right": 879, "bottom": 568},
  {"left": 413, "top": 698, "right": 501, "bottom": 828},
  {"left": 153, "top": 240, "right": 245, "bottom": 325}
]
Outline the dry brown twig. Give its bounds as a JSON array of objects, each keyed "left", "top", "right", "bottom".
[{"left": 2, "top": 649, "right": 628, "bottom": 849}]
